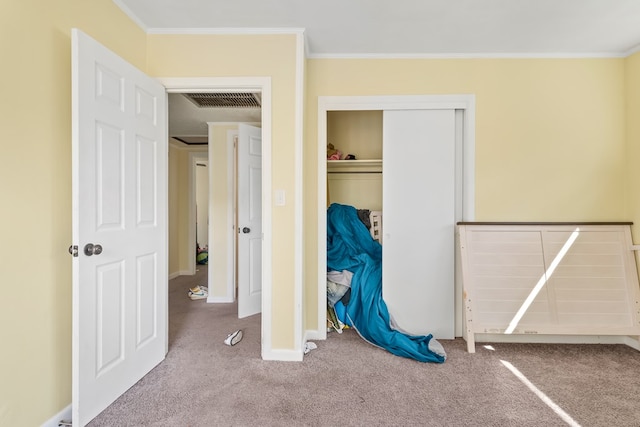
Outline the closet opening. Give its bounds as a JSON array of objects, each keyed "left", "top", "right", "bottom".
[{"left": 317, "top": 95, "right": 476, "bottom": 349}]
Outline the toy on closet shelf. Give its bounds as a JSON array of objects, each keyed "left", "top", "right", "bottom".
[{"left": 327, "top": 143, "right": 342, "bottom": 160}]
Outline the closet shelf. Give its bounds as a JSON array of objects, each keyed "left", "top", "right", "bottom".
[{"left": 327, "top": 159, "right": 382, "bottom": 173}]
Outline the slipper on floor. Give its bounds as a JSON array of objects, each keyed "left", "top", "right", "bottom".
[
  {"left": 224, "top": 329, "right": 243, "bottom": 346},
  {"left": 188, "top": 285, "right": 208, "bottom": 300}
]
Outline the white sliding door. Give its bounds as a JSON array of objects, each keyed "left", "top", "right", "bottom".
[{"left": 382, "top": 109, "right": 456, "bottom": 339}]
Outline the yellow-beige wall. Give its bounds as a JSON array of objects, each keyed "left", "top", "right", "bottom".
[
  {"left": 168, "top": 144, "right": 195, "bottom": 276},
  {"left": 3, "top": 1, "right": 640, "bottom": 424},
  {"left": 146, "top": 33, "right": 300, "bottom": 350},
  {"left": 304, "top": 57, "right": 628, "bottom": 332},
  {"left": 626, "top": 51, "right": 640, "bottom": 242},
  {"left": 0, "top": 1, "right": 147, "bottom": 425},
  {"left": 326, "top": 111, "right": 383, "bottom": 210},
  {"left": 209, "top": 124, "right": 239, "bottom": 299}
]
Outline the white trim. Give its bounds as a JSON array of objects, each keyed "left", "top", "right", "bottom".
[
  {"left": 307, "top": 52, "right": 628, "bottom": 59},
  {"left": 625, "top": 43, "right": 640, "bottom": 57},
  {"left": 147, "top": 27, "right": 306, "bottom": 36},
  {"left": 161, "top": 77, "right": 270, "bottom": 92},
  {"left": 160, "top": 77, "right": 274, "bottom": 360},
  {"left": 317, "top": 104, "right": 328, "bottom": 342},
  {"left": 318, "top": 95, "right": 476, "bottom": 111},
  {"left": 305, "top": 329, "right": 326, "bottom": 341},
  {"left": 316, "top": 95, "right": 476, "bottom": 342},
  {"left": 168, "top": 270, "right": 193, "bottom": 280},
  {"left": 111, "top": 0, "right": 149, "bottom": 31},
  {"left": 227, "top": 129, "right": 238, "bottom": 303},
  {"left": 207, "top": 296, "right": 235, "bottom": 303},
  {"left": 40, "top": 404, "right": 72, "bottom": 427},
  {"left": 260, "top": 82, "right": 274, "bottom": 361},
  {"left": 207, "top": 121, "right": 261, "bottom": 127},
  {"left": 261, "top": 348, "right": 304, "bottom": 362},
  {"left": 293, "top": 32, "right": 305, "bottom": 354}
]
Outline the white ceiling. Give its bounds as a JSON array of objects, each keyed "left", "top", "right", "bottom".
[
  {"left": 116, "top": 0, "right": 640, "bottom": 57},
  {"left": 115, "top": 0, "right": 640, "bottom": 140}
]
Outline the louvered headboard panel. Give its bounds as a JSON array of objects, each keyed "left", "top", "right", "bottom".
[{"left": 457, "top": 223, "right": 640, "bottom": 353}]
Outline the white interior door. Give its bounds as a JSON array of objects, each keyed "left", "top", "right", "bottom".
[
  {"left": 382, "top": 109, "right": 456, "bottom": 339},
  {"left": 72, "top": 29, "right": 167, "bottom": 426},
  {"left": 237, "top": 123, "right": 263, "bottom": 318}
]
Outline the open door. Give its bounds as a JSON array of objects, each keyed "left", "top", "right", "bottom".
[
  {"left": 71, "top": 29, "right": 167, "bottom": 425},
  {"left": 237, "top": 123, "right": 263, "bottom": 318}
]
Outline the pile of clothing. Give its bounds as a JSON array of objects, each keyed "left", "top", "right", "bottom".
[{"left": 326, "top": 203, "right": 446, "bottom": 363}]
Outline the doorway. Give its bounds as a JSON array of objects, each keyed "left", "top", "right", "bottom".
[{"left": 162, "top": 78, "right": 274, "bottom": 358}]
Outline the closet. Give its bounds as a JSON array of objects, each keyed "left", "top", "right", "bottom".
[{"left": 321, "top": 95, "right": 475, "bottom": 341}]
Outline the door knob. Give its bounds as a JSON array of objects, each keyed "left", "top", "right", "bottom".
[
  {"left": 68, "top": 245, "right": 79, "bottom": 257},
  {"left": 84, "top": 243, "right": 103, "bottom": 256},
  {"left": 242, "top": 227, "right": 251, "bottom": 234}
]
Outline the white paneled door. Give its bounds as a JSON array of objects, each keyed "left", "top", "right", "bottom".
[
  {"left": 382, "top": 109, "right": 456, "bottom": 339},
  {"left": 237, "top": 123, "right": 263, "bottom": 318},
  {"left": 71, "top": 29, "right": 167, "bottom": 426}
]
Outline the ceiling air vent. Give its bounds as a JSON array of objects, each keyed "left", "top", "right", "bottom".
[{"left": 183, "top": 92, "right": 261, "bottom": 108}]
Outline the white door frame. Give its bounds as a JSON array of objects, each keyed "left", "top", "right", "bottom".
[
  {"left": 226, "top": 127, "right": 239, "bottom": 304},
  {"left": 316, "top": 95, "right": 476, "bottom": 340},
  {"left": 161, "top": 77, "right": 273, "bottom": 359}
]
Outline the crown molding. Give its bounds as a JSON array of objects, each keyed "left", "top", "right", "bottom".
[
  {"left": 146, "top": 27, "right": 305, "bottom": 36},
  {"left": 307, "top": 51, "right": 628, "bottom": 60}
]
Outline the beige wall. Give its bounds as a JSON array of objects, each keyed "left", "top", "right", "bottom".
[
  {"left": 147, "top": 34, "right": 300, "bottom": 349},
  {"left": 209, "top": 124, "right": 238, "bottom": 298},
  {"left": 326, "top": 111, "right": 383, "bottom": 210},
  {"left": 626, "top": 52, "right": 640, "bottom": 242},
  {"left": 0, "top": 1, "right": 147, "bottom": 425},
  {"left": 304, "top": 57, "right": 628, "bottom": 332},
  {"left": 168, "top": 144, "right": 195, "bottom": 276},
  {"left": 3, "top": 2, "right": 640, "bottom": 424}
]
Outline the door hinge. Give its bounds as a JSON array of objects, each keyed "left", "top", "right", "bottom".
[{"left": 68, "top": 245, "right": 79, "bottom": 257}]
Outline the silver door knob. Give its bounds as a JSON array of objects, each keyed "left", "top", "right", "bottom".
[
  {"left": 84, "top": 243, "right": 103, "bottom": 256},
  {"left": 68, "top": 245, "right": 78, "bottom": 257},
  {"left": 242, "top": 227, "right": 251, "bottom": 234}
]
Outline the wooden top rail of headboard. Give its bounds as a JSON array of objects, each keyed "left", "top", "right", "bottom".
[{"left": 457, "top": 221, "right": 633, "bottom": 226}]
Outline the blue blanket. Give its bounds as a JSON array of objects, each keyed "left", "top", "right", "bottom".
[{"left": 327, "top": 203, "right": 446, "bottom": 363}]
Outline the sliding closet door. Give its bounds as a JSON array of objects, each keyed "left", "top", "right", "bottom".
[{"left": 382, "top": 109, "right": 455, "bottom": 339}]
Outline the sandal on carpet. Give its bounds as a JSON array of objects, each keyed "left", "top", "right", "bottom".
[{"left": 224, "top": 329, "right": 243, "bottom": 346}]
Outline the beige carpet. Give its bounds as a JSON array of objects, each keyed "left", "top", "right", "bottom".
[{"left": 88, "top": 266, "right": 640, "bottom": 426}]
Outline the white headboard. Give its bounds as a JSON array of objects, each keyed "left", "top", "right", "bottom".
[{"left": 457, "top": 223, "right": 640, "bottom": 353}]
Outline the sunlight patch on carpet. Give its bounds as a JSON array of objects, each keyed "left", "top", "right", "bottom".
[{"left": 500, "top": 360, "right": 581, "bottom": 427}]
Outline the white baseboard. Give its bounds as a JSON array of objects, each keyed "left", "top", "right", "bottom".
[
  {"left": 207, "top": 295, "right": 234, "bottom": 303},
  {"left": 262, "top": 348, "right": 304, "bottom": 361},
  {"left": 304, "top": 328, "right": 326, "bottom": 341},
  {"left": 168, "top": 270, "right": 194, "bottom": 280},
  {"left": 41, "top": 403, "right": 71, "bottom": 427}
]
